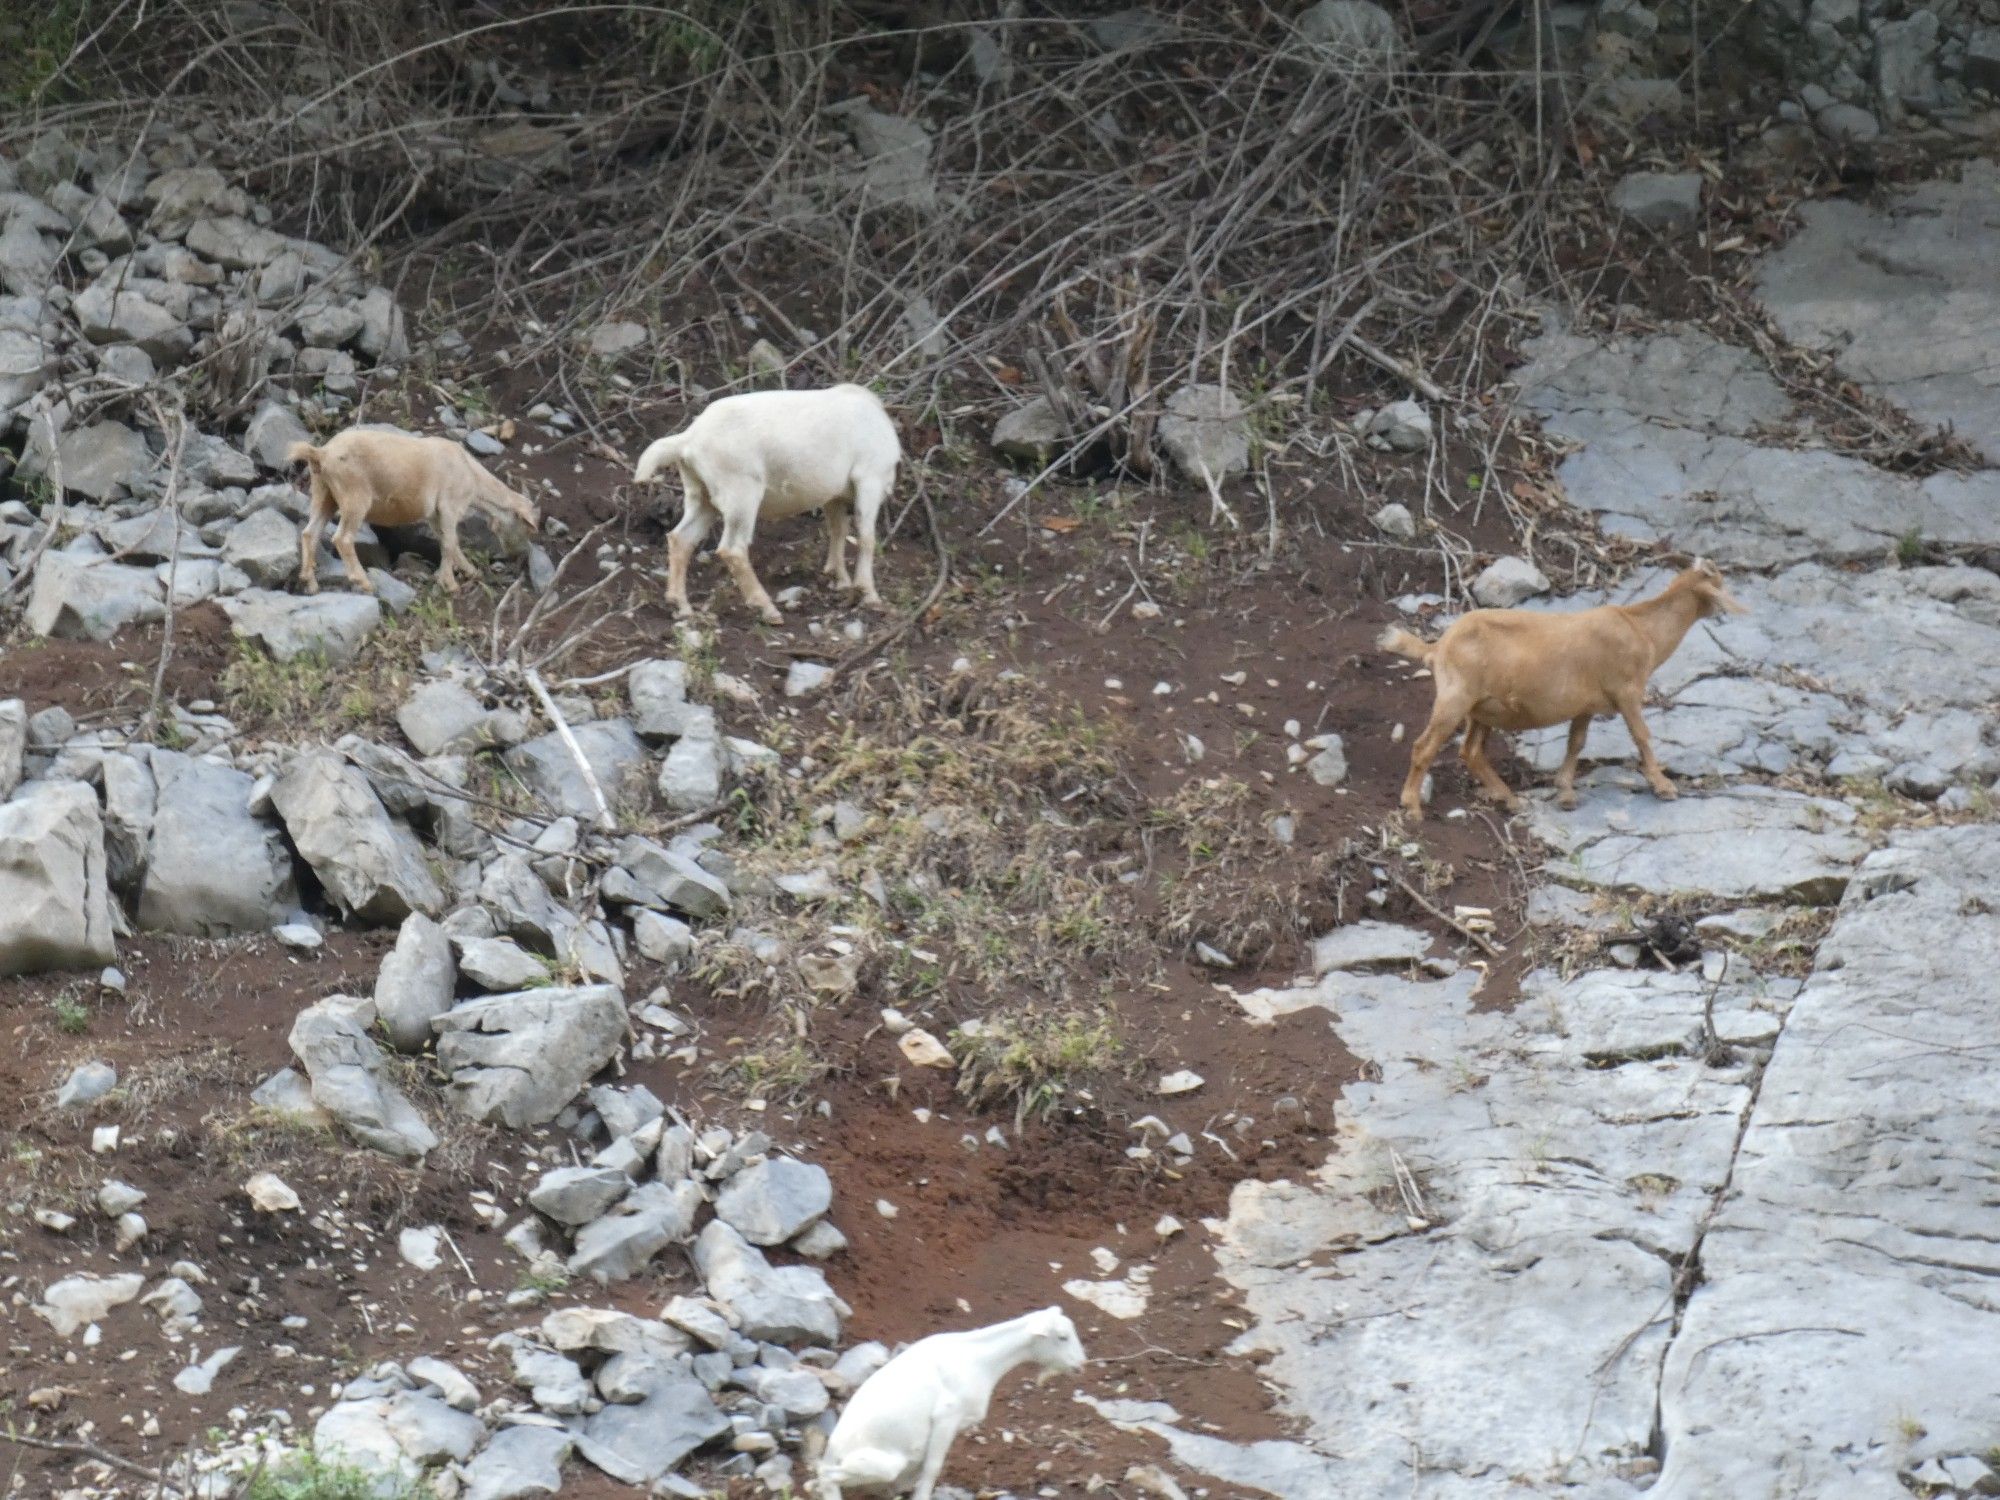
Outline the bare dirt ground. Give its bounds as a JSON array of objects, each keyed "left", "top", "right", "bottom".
[{"left": 0, "top": 413, "right": 1555, "bottom": 1496}]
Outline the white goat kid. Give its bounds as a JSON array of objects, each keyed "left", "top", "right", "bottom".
[
  {"left": 816, "top": 1307, "right": 1086, "bottom": 1500},
  {"left": 632, "top": 383, "right": 901, "bottom": 625}
]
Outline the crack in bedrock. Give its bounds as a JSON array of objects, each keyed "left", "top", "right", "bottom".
[{"left": 1641, "top": 983, "right": 1784, "bottom": 1469}]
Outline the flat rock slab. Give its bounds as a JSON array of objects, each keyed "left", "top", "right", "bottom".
[
  {"left": 1654, "top": 826, "right": 2000, "bottom": 1496},
  {"left": 1513, "top": 324, "right": 2000, "bottom": 568},
  {"left": 1525, "top": 777, "right": 1866, "bottom": 903},
  {"left": 1756, "top": 161, "right": 2000, "bottom": 464},
  {"left": 1183, "top": 960, "right": 1799, "bottom": 1494}
]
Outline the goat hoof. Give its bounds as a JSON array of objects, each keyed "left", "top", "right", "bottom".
[
  {"left": 1558, "top": 792, "right": 1578, "bottom": 811},
  {"left": 759, "top": 608, "right": 785, "bottom": 627},
  {"left": 860, "top": 594, "right": 889, "bottom": 613},
  {"left": 1652, "top": 781, "right": 1679, "bottom": 801}
]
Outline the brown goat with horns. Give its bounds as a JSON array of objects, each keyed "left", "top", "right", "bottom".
[{"left": 1379, "top": 560, "right": 1748, "bottom": 820}]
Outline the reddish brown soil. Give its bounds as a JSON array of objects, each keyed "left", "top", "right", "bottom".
[{"left": 0, "top": 224, "right": 1568, "bottom": 1500}]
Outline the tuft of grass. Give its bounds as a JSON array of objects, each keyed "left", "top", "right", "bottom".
[
  {"left": 730, "top": 1038, "right": 828, "bottom": 1102},
  {"left": 1895, "top": 525, "right": 1926, "bottom": 566},
  {"left": 239, "top": 1451, "right": 418, "bottom": 1500},
  {"left": 952, "top": 1006, "right": 1122, "bottom": 1123},
  {"left": 513, "top": 1262, "right": 572, "bottom": 1298},
  {"left": 50, "top": 993, "right": 91, "bottom": 1035}
]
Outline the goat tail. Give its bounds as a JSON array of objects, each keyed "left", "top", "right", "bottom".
[
  {"left": 1376, "top": 625, "right": 1435, "bottom": 664},
  {"left": 286, "top": 441, "right": 323, "bottom": 472},
  {"left": 633, "top": 433, "right": 687, "bottom": 485}
]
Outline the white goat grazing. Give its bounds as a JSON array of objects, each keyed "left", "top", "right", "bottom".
[
  {"left": 632, "top": 384, "right": 901, "bottom": 625},
  {"left": 816, "top": 1307, "right": 1086, "bottom": 1500}
]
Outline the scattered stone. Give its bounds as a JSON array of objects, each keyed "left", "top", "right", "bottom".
[
  {"left": 25, "top": 553, "right": 165, "bottom": 641},
  {"left": 457, "top": 936, "right": 551, "bottom": 991},
  {"left": 173, "top": 1346, "right": 239, "bottom": 1395},
  {"left": 1304, "top": 734, "right": 1348, "bottom": 788},
  {"left": 1311, "top": 920, "right": 1432, "bottom": 974},
  {"left": 244, "top": 1172, "right": 301, "bottom": 1212},
  {"left": 1367, "top": 400, "right": 1432, "bottom": 452},
  {"left": 407, "top": 1356, "right": 480, "bottom": 1412},
  {"left": 397, "top": 1225, "right": 444, "bottom": 1270},
  {"left": 568, "top": 1179, "right": 705, "bottom": 1282},
  {"left": 503, "top": 719, "right": 648, "bottom": 823},
  {"left": 1369, "top": 502, "right": 1417, "bottom": 539},
  {"left": 992, "top": 396, "right": 1066, "bottom": 463},
  {"left": 220, "top": 506, "right": 302, "bottom": 586},
  {"left": 463, "top": 1424, "right": 572, "bottom": 1500},
  {"left": 1610, "top": 170, "right": 1703, "bottom": 230},
  {"left": 1470, "top": 556, "right": 1551, "bottom": 608},
  {"left": 898, "top": 1029, "right": 955, "bottom": 1069},
  {"left": 1157, "top": 1069, "right": 1205, "bottom": 1096},
  {"left": 1157, "top": 383, "right": 1250, "bottom": 480},
  {"left": 575, "top": 1367, "right": 730, "bottom": 1484},
  {"left": 36, "top": 1273, "right": 144, "bottom": 1337},
  {"left": 57, "top": 1060, "right": 117, "bottom": 1108},
  {"left": 1297, "top": 0, "right": 1406, "bottom": 68},
  {"left": 586, "top": 321, "right": 648, "bottom": 359},
  {"left": 785, "top": 661, "right": 834, "bottom": 698}
]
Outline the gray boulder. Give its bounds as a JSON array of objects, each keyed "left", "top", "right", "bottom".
[
  {"left": 35, "top": 420, "right": 155, "bottom": 502},
  {"left": 243, "top": 400, "right": 312, "bottom": 471},
  {"left": 270, "top": 753, "right": 443, "bottom": 923},
  {"left": 0, "top": 217, "right": 55, "bottom": 299},
  {"left": 463, "top": 1425, "right": 571, "bottom": 1500},
  {"left": 568, "top": 1179, "right": 705, "bottom": 1283},
  {"left": 1368, "top": 400, "right": 1433, "bottom": 452},
  {"left": 1157, "top": 383, "right": 1250, "bottom": 480},
  {"left": 479, "top": 853, "right": 575, "bottom": 951},
  {"left": 693, "top": 1221, "right": 847, "bottom": 1344},
  {"left": 220, "top": 589, "right": 381, "bottom": 664},
  {"left": 574, "top": 1365, "right": 728, "bottom": 1483},
  {"left": 25, "top": 554, "right": 166, "bottom": 641},
  {"left": 71, "top": 280, "right": 192, "bottom": 364},
  {"left": 715, "top": 1157, "right": 833, "bottom": 1246},
  {"left": 0, "top": 327, "right": 53, "bottom": 416},
  {"left": 528, "top": 1165, "right": 632, "bottom": 1225},
  {"left": 657, "top": 731, "right": 723, "bottom": 811},
  {"left": 220, "top": 507, "right": 301, "bottom": 586},
  {"left": 0, "top": 781, "right": 115, "bottom": 977},
  {"left": 825, "top": 97, "right": 937, "bottom": 211},
  {"left": 398, "top": 680, "right": 524, "bottom": 757},
  {"left": 184, "top": 215, "right": 291, "bottom": 270},
  {"left": 288, "top": 996, "right": 438, "bottom": 1160},
  {"left": 502, "top": 719, "right": 648, "bottom": 823},
  {"left": 374, "top": 912, "right": 456, "bottom": 1053},
  {"left": 138, "top": 750, "right": 298, "bottom": 935},
  {"left": 354, "top": 287, "right": 410, "bottom": 363},
  {"left": 0, "top": 699, "right": 24, "bottom": 799},
  {"left": 384, "top": 1390, "right": 485, "bottom": 1465},
  {"left": 433, "top": 985, "right": 627, "bottom": 1127},
  {"left": 456, "top": 936, "right": 550, "bottom": 991},
  {"left": 627, "top": 659, "right": 699, "bottom": 740},
  {"left": 496, "top": 1336, "right": 590, "bottom": 1414},
  {"left": 606, "top": 835, "right": 730, "bottom": 919}
]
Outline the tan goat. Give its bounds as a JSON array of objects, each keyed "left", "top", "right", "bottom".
[
  {"left": 1378, "top": 560, "right": 1747, "bottom": 820},
  {"left": 288, "top": 427, "right": 542, "bottom": 595}
]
